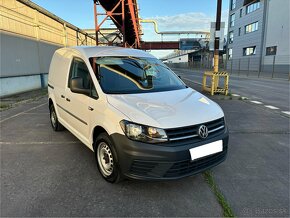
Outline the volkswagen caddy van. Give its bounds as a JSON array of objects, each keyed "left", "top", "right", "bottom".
[{"left": 48, "top": 46, "right": 229, "bottom": 183}]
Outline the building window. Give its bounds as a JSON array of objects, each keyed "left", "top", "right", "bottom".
[
  {"left": 239, "top": 27, "right": 241, "bottom": 36},
  {"left": 245, "top": 22, "right": 258, "bottom": 34},
  {"left": 228, "top": 48, "right": 233, "bottom": 60},
  {"left": 243, "top": 46, "right": 256, "bottom": 56},
  {"left": 230, "top": 14, "right": 235, "bottom": 27},
  {"left": 229, "top": 31, "right": 234, "bottom": 44},
  {"left": 231, "top": 0, "right": 236, "bottom": 10},
  {"left": 266, "top": 46, "right": 277, "bottom": 56},
  {"left": 240, "top": 9, "right": 243, "bottom": 17},
  {"left": 246, "top": 1, "right": 260, "bottom": 14}
]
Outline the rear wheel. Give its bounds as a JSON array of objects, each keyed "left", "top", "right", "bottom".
[
  {"left": 49, "top": 104, "right": 64, "bottom": 131},
  {"left": 94, "top": 133, "right": 122, "bottom": 183}
]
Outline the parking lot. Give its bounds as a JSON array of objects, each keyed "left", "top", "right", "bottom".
[{"left": 1, "top": 80, "right": 289, "bottom": 217}]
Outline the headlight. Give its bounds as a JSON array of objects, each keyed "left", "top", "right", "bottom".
[{"left": 119, "top": 120, "right": 168, "bottom": 143}]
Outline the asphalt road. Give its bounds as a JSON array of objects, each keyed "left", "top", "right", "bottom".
[
  {"left": 173, "top": 68, "right": 290, "bottom": 112},
  {"left": 0, "top": 85, "right": 289, "bottom": 217},
  {"left": 0, "top": 99, "right": 222, "bottom": 217}
]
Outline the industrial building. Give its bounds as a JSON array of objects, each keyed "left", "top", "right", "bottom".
[
  {"left": 226, "top": 0, "right": 290, "bottom": 78},
  {"left": 0, "top": 0, "right": 96, "bottom": 97}
]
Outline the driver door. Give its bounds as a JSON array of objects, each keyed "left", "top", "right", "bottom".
[{"left": 65, "top": 57, "right": 92, "bottom": 142}]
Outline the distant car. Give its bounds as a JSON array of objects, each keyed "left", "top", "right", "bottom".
[{"left": 48, "top": 46, "right": 228, "bottom": 183}]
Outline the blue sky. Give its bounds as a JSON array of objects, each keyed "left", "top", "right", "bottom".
[{"left": 33, "top": 0, "right": 229, "bottom": 57}]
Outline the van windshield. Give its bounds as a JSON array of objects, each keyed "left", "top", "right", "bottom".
[{"left": 89, "top": 57, "right": 187, "bottom": 94}]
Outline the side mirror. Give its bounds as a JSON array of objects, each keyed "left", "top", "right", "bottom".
[{"left": 70, "top": 77, "right": 90, "bottom": 95}]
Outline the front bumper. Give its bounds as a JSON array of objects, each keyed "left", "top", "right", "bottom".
[{"left": 110, "top": 127, "right": 229, "bottom": 181}]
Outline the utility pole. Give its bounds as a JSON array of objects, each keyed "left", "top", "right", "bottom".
[{"left": 214, "top": 0, "right": 222, "bottom": 73}]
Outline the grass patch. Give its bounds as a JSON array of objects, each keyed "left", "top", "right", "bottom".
[
  {"left": 203, "top": 171, "right": 235, "bottom": 217},
  {"left": 0, "top": 103, "right": 10, "bottom": 109}
]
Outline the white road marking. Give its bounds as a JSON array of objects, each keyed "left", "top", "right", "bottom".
[
  {"left": 265, "top": 105, "right": 279, "bottom": 110},
  {"left": 0, "top": 141, "right": 79, "bottom": 145},
  {"left": 0, "top": 102, "right": 48, "bottom": 123},
  {"left": 250, "top": 100, "right": 263, "bottom": 104},
  {"left": 231, "top": 94, "right": 240, "bottom": 97},
  {"left": 282, "top": 111, "right": 290, "bottom": 116},
  {"left": 182, "top": 77, "right": 203, "bottom": 86}
]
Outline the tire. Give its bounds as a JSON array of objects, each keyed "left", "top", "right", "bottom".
[
  {"left": 49, "top": 104, "right": 64, "bottom": 131},
  {"left": 94, "top": 133, "right": 122, "bottom": 183}
]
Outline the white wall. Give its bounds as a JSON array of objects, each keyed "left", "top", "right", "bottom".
[
  {"left": 0, "top": 74, "right": 48, "bottom": 97},
  {"left": 167, "top": 54, "right": 189, "bottom": 63},
  {"left": 263, "top": 0, "right": 290, "bottom": 65}
]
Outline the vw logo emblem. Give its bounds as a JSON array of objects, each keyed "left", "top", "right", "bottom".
[{"left": 198, "top": 125, "right": 208, "bottom": 139}]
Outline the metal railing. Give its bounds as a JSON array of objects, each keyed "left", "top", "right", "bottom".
[
  {"left": 227, "top": 55, "right": 290, "bottom": 80},
  {"left": 166, "top": 55, "right": 290, "bottom": 80}
]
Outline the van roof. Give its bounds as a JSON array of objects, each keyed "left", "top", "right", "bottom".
[{"left": 68, "top": 46, "right": 155, "bottom": 59}]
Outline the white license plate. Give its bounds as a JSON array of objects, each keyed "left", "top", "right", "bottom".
[{"left": 189, "top": 140, "right": 223, "bottom": 161}]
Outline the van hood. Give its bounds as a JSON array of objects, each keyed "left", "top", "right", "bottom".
[{"left": 107, "top": 88, "right": 224, "bottom": 129}]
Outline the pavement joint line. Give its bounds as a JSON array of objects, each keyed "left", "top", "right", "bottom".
[
  {"left": 23, "top": 112, "right": 49, "bottom": 114},
  {"left": 229, "top": 131, "right": 290, "bottom": 134},
  {"left": 0, "top": 102, "right": 48, "bottom": 123},
  {"left": 282, "top": 111, "right": 290, "bottom": 116},
  {"left": 0, "top": 141, "right": 80, "bottom": 145},
  {"left": 203, "top": 171, "right": 235, "bottom": 217},
  {"left": 264, "top": 105, "right": 280, "bottom": 110}
]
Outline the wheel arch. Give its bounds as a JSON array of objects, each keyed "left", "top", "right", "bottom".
[{"left": 92, "top": 126, "right": 108, "bottom": 151}]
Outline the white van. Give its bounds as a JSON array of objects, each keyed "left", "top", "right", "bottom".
[{"left": 48, "top": 46, "right": 228, "bottom": 183}]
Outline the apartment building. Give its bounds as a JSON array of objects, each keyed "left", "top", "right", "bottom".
[{"left": 226, "top": 0, "right": 289, "bottom": 77}]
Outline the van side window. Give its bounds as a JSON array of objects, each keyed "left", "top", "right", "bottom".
[
  {"left": 68, "top": 57, "right": 98, "bottom": 99},
  {"left": 68, "top": 58, "right": 91, "bottom": 89}
]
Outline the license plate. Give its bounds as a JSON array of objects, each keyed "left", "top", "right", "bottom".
[{"left": 189, "top": 140, "right": 223, "bottom": 161}]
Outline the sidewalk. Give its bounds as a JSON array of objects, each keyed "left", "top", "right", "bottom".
[{"left": 0, "top": 88, "right": 47, "bottom": 111}]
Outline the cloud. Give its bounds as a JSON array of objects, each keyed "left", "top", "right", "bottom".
[{"left": 147, "top": 12, "right": 213, "bottom": 32}]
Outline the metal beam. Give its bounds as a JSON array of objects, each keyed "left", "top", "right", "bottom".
[
  {"left": 127, "top": 0, "right": 141, "bottom": 48},
  {"left": 140, "top": 41, "right": 179, "bottom": 50}
]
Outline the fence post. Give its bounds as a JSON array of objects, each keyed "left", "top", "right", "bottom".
[
  {"left": 271, "top": 55, "right": 276, "bottom": 78},
  {"left": 247, "top": 58, "right": 250, "bottom": 77},
  {"left": 40, "top": 74, "right": 45, "bottom": 88},
  {"left": 258, "top": 59, "right": 262, "bottom": 78},
  {"left": 238, "top": 59, "right": 241, "bottom": 76}
]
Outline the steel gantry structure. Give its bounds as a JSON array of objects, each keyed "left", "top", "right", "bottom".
[
  {"left": 93, "top": 0, "right": 141, "bottom": 48},
  {"left": 93, "top": 0, "right": 210, "bottom": 50}
]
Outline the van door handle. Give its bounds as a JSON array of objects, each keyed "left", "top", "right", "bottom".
[
  {"left": 88, "top": 106, "right": 94, "bottom": 111},
  {"left": 66, "top": 98, "right": 70, "bottom": 102},
  {"left": 61, "top": 95, "right": 65, "bottom": 98}
]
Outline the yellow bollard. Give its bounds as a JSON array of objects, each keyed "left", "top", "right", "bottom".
[{"left": 202, "top": 71, "right": 229, "bottom": 96}]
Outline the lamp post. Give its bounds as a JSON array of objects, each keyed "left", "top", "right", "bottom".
[{"left": 214, "top": 0, "right": 222, "bottom": 73}]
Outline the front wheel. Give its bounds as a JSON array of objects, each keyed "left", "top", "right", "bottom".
[{"left": 94, "top": 133, "right": 122, "bottom": 183}]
